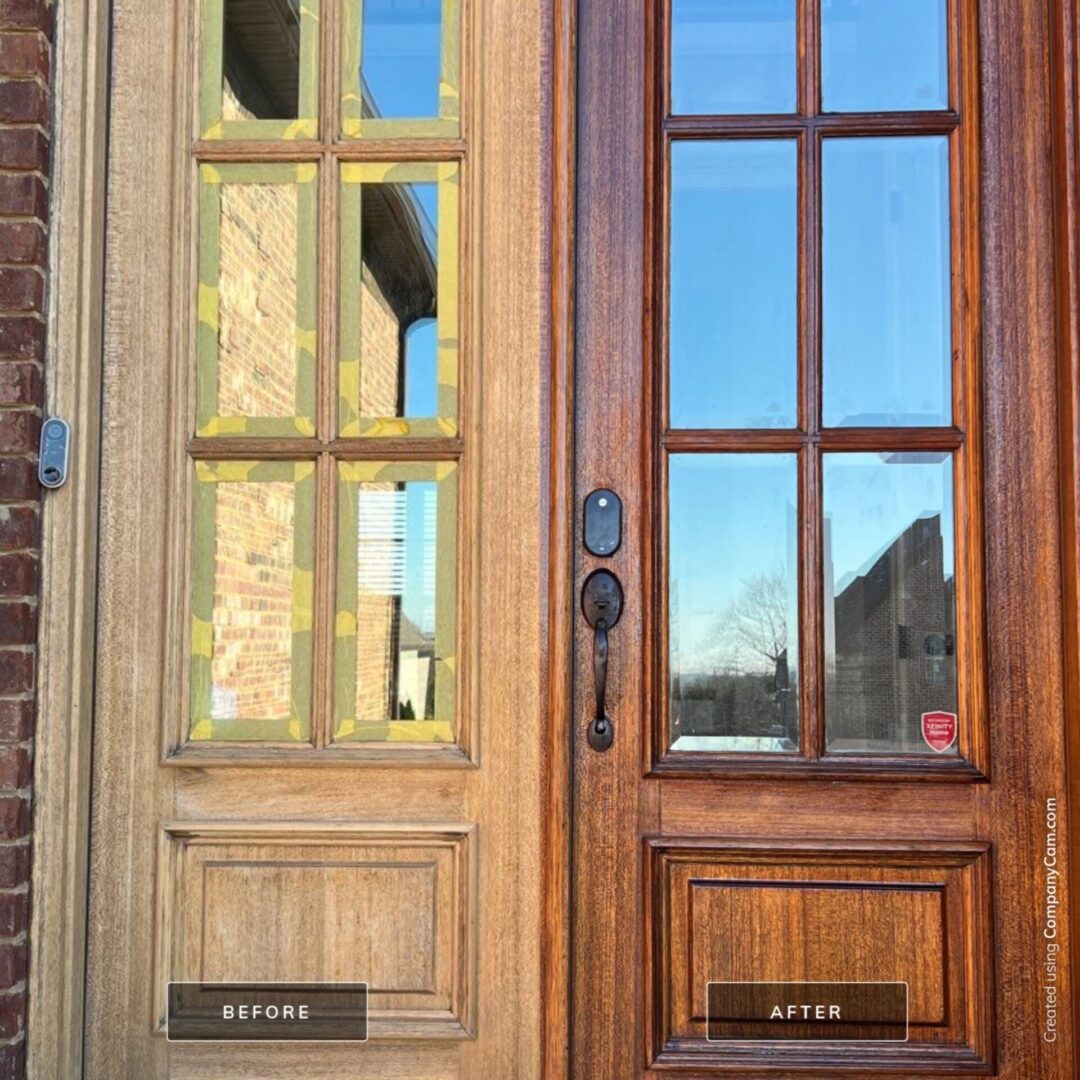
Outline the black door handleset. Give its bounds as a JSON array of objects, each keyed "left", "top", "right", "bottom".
[
  {"left": 581, "top": 569, "right": 622, "bottom": 751},
  {"left": 581, "top": 490, "right": 624, "bottom": 752}
]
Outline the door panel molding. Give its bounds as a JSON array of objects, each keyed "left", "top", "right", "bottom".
[{"left": 646, "top": 838, "right": 994, "bottom": 1072}]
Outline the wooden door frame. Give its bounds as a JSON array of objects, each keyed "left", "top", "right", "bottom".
[
  {"left": 555, "top": 0, "right": 1080, "bottom": 1078},
  {"left": 28, "top": 1, "right": 564, "bottom": 1078},
  {"left": 26, "top": 0, "right": 109, "bottom": 1074},
  {"left": 21, "top": 1, "right": 1080, "bottom": 1079}
]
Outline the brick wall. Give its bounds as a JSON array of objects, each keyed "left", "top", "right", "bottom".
[{"left": 0, "top": 0, "right": 51, "bottom": 1074}]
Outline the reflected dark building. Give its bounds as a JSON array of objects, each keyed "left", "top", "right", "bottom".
[
  {"left": 222, "top": 0, "right": 303, "bottom": 120},
  {"left": 826, "top": 513, "right": 957, "bottom": 752}
]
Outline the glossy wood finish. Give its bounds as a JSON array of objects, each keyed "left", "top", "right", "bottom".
[
  {"left": 571, "top": 0, "right": 1077, "bottom": 1075},
  {"left": 1051, "top": 0, "right": 1080, "bottom": 1058}
]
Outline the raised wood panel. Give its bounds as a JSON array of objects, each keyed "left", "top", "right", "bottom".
[
  {"left": 683, "top": 880, "right": 946, "bottom": 1025},
  {"left": 648, "top": 839, "right": 994, "bottom": 1072},
  {"left": 157, "top": 823, "right": 475, "bottom": 1040}
]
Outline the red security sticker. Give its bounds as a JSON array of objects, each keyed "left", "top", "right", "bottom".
[{"left": 921, "top": 711, "right": 957, "bottom": 753}]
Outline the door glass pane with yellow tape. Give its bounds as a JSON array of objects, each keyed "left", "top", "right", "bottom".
[
  {"left": 338, "top": 162, "right": 460, "bottom": 437},
  {"left": 196, "top": 163, "right": 318, "bottom": 438},
  {"left": 200, "top": 0, "right": 321, "bottom": 140},
  {"left": 189, "top": 460, "right": 316, "bottom": 742},
  {"left": 334, "top": 461, "right": 458, "bottom": 743}
]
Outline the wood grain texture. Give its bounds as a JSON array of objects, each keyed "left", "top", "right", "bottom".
[
  {"left": 84, "top": 0, "right": 549, "bottom": 1076},
  {"left": 25, "top": 0, "right": 110, "bottom": 1074},
  {"left": 1050, "top": 0, "right": 1080, "bottom": 1060},
  {"left": 571, "top": 0, "right": 648, "bottom": 1075},
  {"left": 542, "top": 0, "right": 575, "bottom": 1077},
  {"left": 571, "top": 1, "right": 1077, "bottom": 1076},
  {"left": 649, "top": 841, "right": 993, "bottom": 1067}
]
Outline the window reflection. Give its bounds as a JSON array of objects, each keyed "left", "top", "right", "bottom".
[
  {"left": 671, "top": 0, "right": 796, "bottom": 115},
  {"left": 670, "top": 140, "right": 797, "bottom": 429},
  {"left": 355, "top": 482, "right": 438, "bottom": 723},
  {"left": 355, "top": 180, "right": 439, "bottom": 422},
  {"left": 335, "top": 463, "right": 456, "bottom": 743},
  {"left": 222, "top": 0, "right": 302, "bottom": 121},
  {"left": 824, "top": 453, "right": 958, "bottom": 754},
  {"left": 217, "top": 180, "right": 300, "bottom": 419},
  {"left": 190, "top": 461, "right": 315, "bottom": 743},
  {"left": 359, "top": 0, "right": 442, "bottom": 119},
  {"left": 822, "top": 0, "right": 948, "bottom": 113},
  {"left": 822, "top": 136, "right": 951, "bottom": 428},
  {"left": 669, "top": 454, "right": 799, "bottom": 752}
]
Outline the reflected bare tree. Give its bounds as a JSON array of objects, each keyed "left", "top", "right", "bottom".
[
  {"left": 673, "top": 566, "right": 795, "bottom": 744},
  {"left": 722, "top": 567, "right": 788, "bottom": 673}
]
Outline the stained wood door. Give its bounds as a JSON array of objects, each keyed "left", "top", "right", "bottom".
[
  {"left": 83, "top": 0, "right": 547, "bottom": 1076},
  {"left": 572, "top": 0, "right": 1075, "bottom": 1076}
]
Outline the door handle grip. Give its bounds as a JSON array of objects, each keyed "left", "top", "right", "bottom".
[
  {"left": 581, "top": 569, "right": 622, "bottom": 752},
  {"left": 592, "top": 619, "right": 610, "bottom": 739}
]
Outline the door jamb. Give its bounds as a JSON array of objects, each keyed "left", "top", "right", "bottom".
[{"left": 25, "top": 0, "right": 109, "bottom": 1074}]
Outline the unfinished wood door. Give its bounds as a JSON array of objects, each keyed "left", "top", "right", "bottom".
[
  {"left": 84, "top": 0, "right": 547, "bottom": 1076},
  {"left": 572, "top": 0, "right": 1075, "bottom": 1075}
]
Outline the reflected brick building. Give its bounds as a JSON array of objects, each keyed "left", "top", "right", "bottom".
[
  {"left": 826, "top": 513, "right": 957, "bottom": 752},
  {"left": 210, "top": 14, "right": 438, "bottom": 724}
]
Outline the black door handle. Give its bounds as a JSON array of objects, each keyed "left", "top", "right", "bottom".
[{"left": 582, "top": 569, "right": 623, "bottom": 751}]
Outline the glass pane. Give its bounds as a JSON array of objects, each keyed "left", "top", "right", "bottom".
[
  {"left": 822, "top": 0, "right": 948, "bottom": 113},
  {"left": 197, "top": 164, "right": 318, "bottom": 437},
  {"left": 670, "top": 140, "right": 797, "bottom": 429},
  {"left": 671, "top": 0, "right": 796, "bottom": 115},
  {"left": 202, "top": 0, "right": 319, "bottom": 138},
  {"left": 362, "top": 0, "right": 441, "bottom": 118},
  {"left": 339, "top": 163, "right": 458, "bottom": 437},
  {"left": 335, "top": 462, "right": 457, "bottom": 743},
  {"left": 824, "top": 452, "right": 958, "bottom": 754},
  {"left": 822, "top": 136, "right": 951, "bottom": 428},
  {"left": 190, "top": 461, "right": 315, "bottom": 742},
  {"left": 342, "top": 0, "right": 460, "bottom": 137},
  {"left": 669, "top": 454, "right": 799, "bottom": 752}
]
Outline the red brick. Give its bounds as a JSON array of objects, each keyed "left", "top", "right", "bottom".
[
  {"left": 0, "top": 268, "right": 40, "bottom": 311},
  {"left": 0, "top": 221, "right": 41, "bottom": 264},
  {"left": 0, "top": 411, "right": 37, "bottom": 454},
  {"left": 0, "top": 846, "right": 28, "bottom": 889},
  {"left": 0, "top": 799, "right": 25, "bottom": 842},
  {"left": 0, "top": 603, "right": 32, "bottom": 645},
  {"left": 0, "top": 894, "right": 26, "bottom": 938},
  {"left": 0, "top": 0, "right": 52, "bottom": 35},
  {"left": 0, "top": 1037, "right": 24, "bottom": 1080},
  {"left": 0, "top": 701, "right": 30, "bottom": 742},
  {"left": 0, "top": 460, "right": 35, "bottom": 501},
  {"left": 0, "top": 991, "right": 23, "bottom": 1039},
  {"left": 0, "top": 79, "right": 44, "bottom": 124},
  {"left": 0, "top": 506, "right": 35, "bottom": 550},
  {"left": 0, "top": 127, "right": 45, "bottom": 172},
  {"left": 0, "top": 362, "right": 38, "bottom": 405},
  {"left": 0, "top": 943, "right": 26, "bottom": 989},
  {"left": 0, "top": 33, "right": 46, "bottom": 80},
  {"left": 0, "top": 316, "right": 41, "bottom": 359},
  {"left": 0, "top": 749, "right": 29, "bottom": 791},
  {"left": 0, "top": 554, "right": 34, "bottom": 596},
  {"left": 0, "top": 654, "right": 31, "bottom": 696},
  {"left": 0, "top": 174, "right": 44, "bottom": 218}
]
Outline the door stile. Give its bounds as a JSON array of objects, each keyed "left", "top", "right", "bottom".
[{"left": 572, "top": 0, "right": 649, "bottom": 1072}]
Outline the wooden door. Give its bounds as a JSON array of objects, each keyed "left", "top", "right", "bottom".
[
  {"left": 84, "top": 0, "right": 547, "bottom": 1076},
  {"left": 572, "top": 0, "right": 1075, "bottom": 1076}
]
